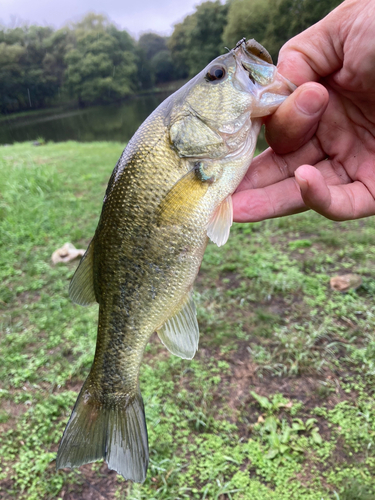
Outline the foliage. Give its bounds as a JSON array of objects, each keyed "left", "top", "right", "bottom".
[
  {"left": 63, "top": 14, "right": 137, "bottom": 105},
  {"left": 151, "top": 50, "right": 176, "bottom": 84},
  {"left": 0, "top": 25, "right": 66, "bottom": 113},
  {"left": 223, "top": 0, "right": 272, "bottom": 56},
  {"left": 250, "top": 392, "right": 322, "bottom": 459},
  {"left": 266, "top": 0, "right": 344, "bottom": 59},
  {"left": 137, "top": 33, "right": 177, "bottom": 86},
  {"left": 1, "top": 142, "right": 375, "bottom": 498},
  {"left": 223, "top": 0, "right": 343, "bottom": 62},
  {"left": 169, "top": 0, "right": 229, "bottom": 78},
  {"left": 138, "top": 33, "right": 168, "bottom": 60},
  {"left": 0, "top": 15, "right": 171, "bottom": 112},
  {"left": 0, "top": 0, "right": 344, "bottom": 113}
]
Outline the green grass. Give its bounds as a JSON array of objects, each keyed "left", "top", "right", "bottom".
[{"left": 1, "top": 141, "right": 375, "bottom": 499}]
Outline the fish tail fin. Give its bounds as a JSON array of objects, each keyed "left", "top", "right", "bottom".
[{"left": 56, "top": 381, "right": 149, "bottom": 483}]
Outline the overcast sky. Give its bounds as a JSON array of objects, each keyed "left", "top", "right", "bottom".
[{"left": 0, "top": 0, "right": 206, "bottom": 38}]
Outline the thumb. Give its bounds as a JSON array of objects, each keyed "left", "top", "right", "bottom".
[{"left": 295, "top": 164, "right": 334, "bottom": 216}]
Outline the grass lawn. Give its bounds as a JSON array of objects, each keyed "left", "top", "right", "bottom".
[{"left": 1, "top": 141, "right": 375, "bottom": 500}]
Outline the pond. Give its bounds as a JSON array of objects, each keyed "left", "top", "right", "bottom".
[
  {"left": 0, "top": 91, "right": 268, "bottom": 151},
  {"left": 0, "top": 93, "right": 172, "bottom": 145}
]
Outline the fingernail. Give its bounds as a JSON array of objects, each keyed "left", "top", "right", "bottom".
[
  {"left": 295, "top": 171, "right": 308, "bottom": 191},
  {"left": 296, "top": 89, "right": 323, "bottom": 115}
]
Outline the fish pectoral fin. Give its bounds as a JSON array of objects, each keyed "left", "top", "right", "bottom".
[
  {"left": 157, "top": 168, "right": 209, "bottom": 225},
  {"left": 157, "top": 292, "right": 199, "bottom": 360},
  {"left": 69, "top": 239, "right": 97, "bottom": 306},
  {"left": 207, "top": 195, "right": 233, "bottom": 247}
]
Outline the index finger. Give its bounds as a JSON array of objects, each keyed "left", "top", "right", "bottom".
[
  {"left": 276, "top": 8, "right": 344, "bottom": 85},
  {"left": 236, "top": 134, "right": 325, "bottom": 194}
]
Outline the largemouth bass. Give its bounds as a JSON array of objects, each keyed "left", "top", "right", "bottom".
[{"left": 56, "top": 39, "right": 295, "bottom": 483}]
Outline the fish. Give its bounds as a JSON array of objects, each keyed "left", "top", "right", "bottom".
[{"left": 56, "top": 38, "right": 295, "bottom": 483}]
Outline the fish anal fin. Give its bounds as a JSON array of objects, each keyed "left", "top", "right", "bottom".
[
  {"left": 56, "top": 381, "right": 149, "bottom": 483},
  {"left": 207, "top": 195, "right": 233, "bottom": 247},
  {"left": 157, "top": 292, "right": 199, "bottom": 360},
  {"left": 69, "top": 240, "right": 97, "bottom": 306}
]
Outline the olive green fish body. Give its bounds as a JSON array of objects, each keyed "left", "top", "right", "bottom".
[
  {"left": 90, "top": 105, "right": 208, "bottom": 371},
  {"left": 56, "top": 39, "right": 295, "bottom": 482}
]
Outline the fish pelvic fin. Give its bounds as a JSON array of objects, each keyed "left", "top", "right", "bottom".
[
  {"left": 56, "top": 381, "right": 149, "bottom": 483},
  {"left": 207, "top": 195, "right": 233, "bottom": 247},
  {"left": 157, "top": 292, "right": 199, "bottom": 359},
  {"left": 69, "top": 239, "right": 97, "bottom": 306}
]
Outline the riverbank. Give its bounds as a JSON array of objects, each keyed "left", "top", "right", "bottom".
[
  {"left": 0, "top": 80, "right": 188, "bottom": 125},
  {"left": 0, "top": 92, "right": 174, "bottom": 145},
  {"left": 1, "top": 142, "right": 375, "bottom": 499}
]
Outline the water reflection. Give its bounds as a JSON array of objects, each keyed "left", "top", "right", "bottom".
[
  {"left": 0, "top": 92, "right": 268, "bottom": 151},
  {"left": 0, "top": 93, "right": 170, "bottom": 145}
]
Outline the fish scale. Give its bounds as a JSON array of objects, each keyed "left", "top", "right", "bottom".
[{"left": 56, "top": 38, "right": 295, "bottom": 483}]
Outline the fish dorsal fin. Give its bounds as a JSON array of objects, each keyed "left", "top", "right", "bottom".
[
  {"left": 69, "top": 240, "right": 97, "bottom": 306},
  {"left": 207, "top": 195, "right": 233, "bottom": 247},
  {"left": 157, "top": 293, "right": 199, "bottom": 360}
]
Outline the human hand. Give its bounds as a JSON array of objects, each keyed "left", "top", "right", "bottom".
[{"left": 233, "top": 0, "right": 375, "bottom": 222}]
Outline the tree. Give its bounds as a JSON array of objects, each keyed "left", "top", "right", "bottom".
[
  {"left": 42, "top": 28, "right": 72, "bottom": 102},
  {"left": 265, "top": 0, "right": 343, "bottom": 59},
  {"left": 169, "top": 1, "right": 229, "bottom": 77},
  {"left": 138, "top": 33, "right": 168, "bottom": 60},
  {"left": 134, "top": 46, "right": 155, "bottom": 90},
  {"left": 0, "top": 41, "right": 26, "bottom": 112},
  {"left": 64, "top": 14, "right": 137, "bottom": 105},
  {"left": 151, "top": 50, "right": 175, "bottom": 83},
  {"left": 223, "top": 0, "right": 343, "bottom": 63},
  {"left": 22, "top": 26, "right": 63, "bottom": 107},
  {"left": 0, "top": 24, "right": 63, "bottom": 113},
  {"left": 223, "top": 0, "right": 272, "bottom": 58},
  {"left": 136, "top": 33, "right": 171, "bottom": 89}
]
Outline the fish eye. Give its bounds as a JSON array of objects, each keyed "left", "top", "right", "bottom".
[{"left": 205, "top": 65, "right": 226, "bottom": 82}]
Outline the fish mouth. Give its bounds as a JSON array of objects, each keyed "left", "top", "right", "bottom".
[
  {"left": 241, "top": 59, "right": 276, "bottom": 86},
  {"left": 233, "top": 39, "right": 296, "bottom": 116},
  {"left": 237, "top": 38, "right": 273, "bottom": 64}
]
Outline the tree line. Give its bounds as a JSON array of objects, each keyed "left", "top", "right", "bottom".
[{"left": 0, "top": 0, "right": 342, "bottom": 114}]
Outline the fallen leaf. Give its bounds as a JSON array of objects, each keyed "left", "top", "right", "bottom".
[
  {"left": 330, "top": 274, "right": 362, "bottom": 292},
  {"left": 51, "top": 242, "right": 85, "bottom": 265}
]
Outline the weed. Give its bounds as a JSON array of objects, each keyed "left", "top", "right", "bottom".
[
  {"left": 334, "top": 479, "right": 375, "bottom": 500},
  {"left": 1, "top": 143, "right": 375, "bottom": 498}
]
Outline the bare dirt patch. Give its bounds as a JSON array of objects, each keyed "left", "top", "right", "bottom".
[{"left": 60, "top": 463, "right": 124, "bottom": 500}]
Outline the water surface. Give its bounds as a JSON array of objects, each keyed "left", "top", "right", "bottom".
[
  {"left": 0, "top": 92, "right": 268, "bottom": 151},
  {"left": 0, "top": 93, "right": 171, "bottom": 145}
]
